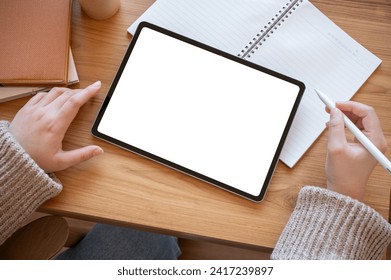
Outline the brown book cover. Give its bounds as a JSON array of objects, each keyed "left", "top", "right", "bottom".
[{"left": 0, "top": 0, "right": 72, "bottom": 85}]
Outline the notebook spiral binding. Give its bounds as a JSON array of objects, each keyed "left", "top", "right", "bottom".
[{"left": 238, "top": 0, "right": 304, "bottom": 59}]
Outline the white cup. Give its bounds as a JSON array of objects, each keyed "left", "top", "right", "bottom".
[{"left": 79, "top": 0, "right": 120, "bottom": 20}]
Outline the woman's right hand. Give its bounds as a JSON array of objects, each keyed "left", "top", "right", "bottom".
[{"left": 325, "top": 101, "right": 387, "bottom": 201}]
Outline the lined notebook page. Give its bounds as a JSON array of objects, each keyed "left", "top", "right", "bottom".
[
  {"left": 128, "top": 0, "right": 290, "bottom": 55},
  {"left": 247, "top": 1, "right": 381, "bottom": 166},
  {"left": 128, "top": 0, "right": 381, "bottom": 167}
]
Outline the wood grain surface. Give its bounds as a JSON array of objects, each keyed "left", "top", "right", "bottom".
[{"left": 0, "top": 0, "right": 389, "bottom": 250}]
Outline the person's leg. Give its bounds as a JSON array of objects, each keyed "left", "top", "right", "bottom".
[{"left": 56, "top": 224, "right": 180, "bottom": 260}]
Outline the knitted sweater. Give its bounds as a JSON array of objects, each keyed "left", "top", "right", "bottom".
[
  {"left": 1, "top": 120, "right": 390, "bottom": 258},
  {"left": 272, "top": 186, "right": 391, "bottom": 259},
  {"left": 0, "top": 121, "right": 62, "bottom": 245}
]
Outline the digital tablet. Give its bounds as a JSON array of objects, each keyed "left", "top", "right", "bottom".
[{"left": 92, "top": 22, "right": 304, "bottom": 202}]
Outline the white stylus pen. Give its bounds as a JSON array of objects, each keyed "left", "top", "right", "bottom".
[{"left": 315, "top": 88, "right": 391, "bottom": 174}]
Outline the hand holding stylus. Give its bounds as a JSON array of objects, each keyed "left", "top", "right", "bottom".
[{"left": 316, "top": 89, "right": 389, "bottom": 200}]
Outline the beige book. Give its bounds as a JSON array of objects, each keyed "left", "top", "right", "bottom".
[
  {"left": 0, "top": 0, "right": 72, "bottom": 85},
  {"left": 0, "top": 48, "right": 79, "bottom": 103}
]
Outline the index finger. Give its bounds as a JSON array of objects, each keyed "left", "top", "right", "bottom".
[
  {"left": 336, "top": 101, "right": 381, "bottom": 131},
  {"left": 337, "top": 101, "right": 387, "bottom": 151},
  {"left": 56, "top": 81, "right": 101, "bottom": 131}
]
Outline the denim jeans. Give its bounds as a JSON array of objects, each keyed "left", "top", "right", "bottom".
[{"left": 56, "top": 223, "right": 181, "bottom": 260}]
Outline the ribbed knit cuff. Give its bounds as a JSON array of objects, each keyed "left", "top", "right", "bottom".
[
  {"left": 0, "top": 120, "right": 62, "bottom": 245},
  {"left": 272, "top": 186, "right": 391, "bottom": 259}
]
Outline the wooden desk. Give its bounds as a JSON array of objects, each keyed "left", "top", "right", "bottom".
[{"left": 1, "top": 0, "right": 390, "bottom": 251}]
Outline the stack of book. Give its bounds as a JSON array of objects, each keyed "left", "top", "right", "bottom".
[{"left": 0, "top": 0, "right": 79, "bottom": 103}]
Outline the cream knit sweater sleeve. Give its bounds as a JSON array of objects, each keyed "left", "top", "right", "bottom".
[
  {"left": 0, "top": 121, "right": 62, "bottom": 246},
  {"left": 272, "top": 186, "right": 391, "bottom": 259}
]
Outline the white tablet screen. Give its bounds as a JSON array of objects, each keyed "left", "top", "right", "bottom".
[{"left": 93, "top": 23, "right": 304, "bottom": 201}]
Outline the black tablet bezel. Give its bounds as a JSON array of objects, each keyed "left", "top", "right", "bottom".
[{"left": 92, "top": 22, "right": 305, "bottom": 202}]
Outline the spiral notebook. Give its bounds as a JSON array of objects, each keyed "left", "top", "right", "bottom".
[{"left": 128, "top": 0, "right": 381, "bottom": 167}]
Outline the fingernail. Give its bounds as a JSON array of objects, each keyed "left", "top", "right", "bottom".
[
  {"left": 93, "top": 147, "right": 104, "bottom": 156},
  {"left": 329, "top": 108, "right": 343, "bottom": 126},
  {"left": 91, "top": 81, "right": 101, "bottom": 88},
  {"left": 330, "top": 108, "right": 341, "bottom": 119}
]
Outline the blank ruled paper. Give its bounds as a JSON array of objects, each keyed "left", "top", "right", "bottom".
[{"left": 128, "top": 0, "right": 381, "bottom": 167}]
